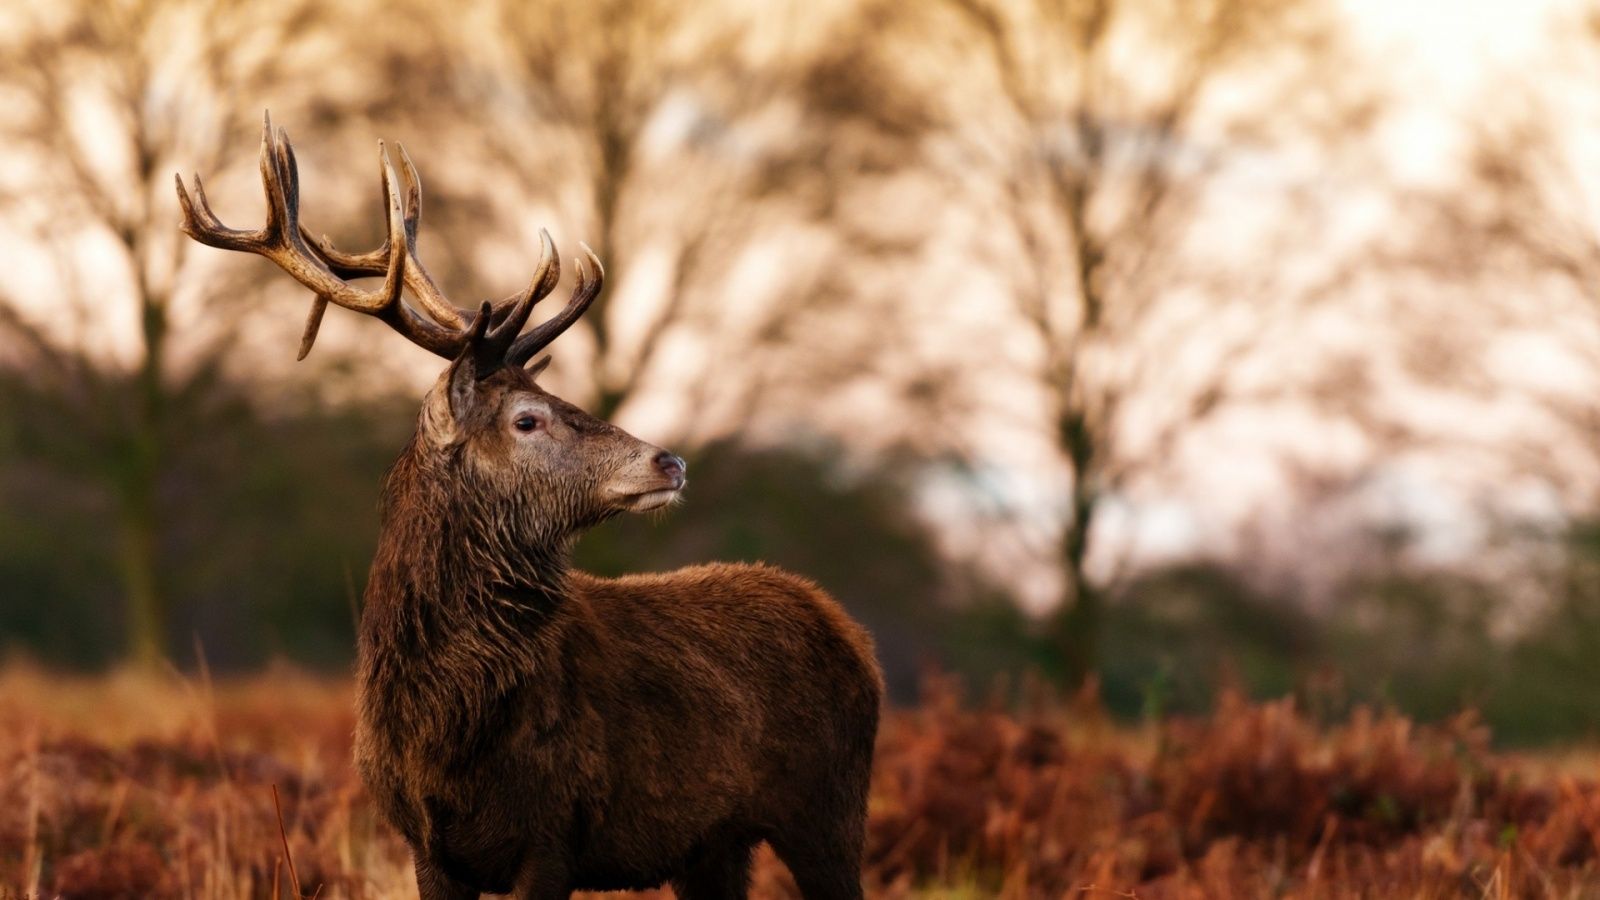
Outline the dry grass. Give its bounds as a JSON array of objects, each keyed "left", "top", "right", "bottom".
[{"left": 4, "top": 665, "right": 1600, "bottom": 899}]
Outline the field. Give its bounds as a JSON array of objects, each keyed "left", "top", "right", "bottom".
[{"left": 4, "top": 666, "right": 1600, "bottom": 900}]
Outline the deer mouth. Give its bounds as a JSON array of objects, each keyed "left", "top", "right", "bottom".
[{"left": 621, "top": 487, "right": 682, "bottom": 512}]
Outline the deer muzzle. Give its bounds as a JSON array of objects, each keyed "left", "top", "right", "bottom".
[{"left": 610, "top": 449, "right": 687, "bottom": 513}]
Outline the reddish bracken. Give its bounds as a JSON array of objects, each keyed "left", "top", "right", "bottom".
[
  {"left": 7, "top": 671, "right": 1600, "bottom": 898},
  {"left": 172, "top": 115, "right": 881, "bottom": 900}
]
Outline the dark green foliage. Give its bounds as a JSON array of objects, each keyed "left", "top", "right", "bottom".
[
  {"left": 1328, "top": 525, "right": 1600, "bottom": 745},
  {"left": 0, "top": 458, "right": 122, "bottom": 665},
  {"left": 0, "top": 366, "right": 412, "bottom": 670},
  {"left": 1080, "top": 544, "right": 1600, "bottom": 745},
  {"left": 1325, "top": 569, "right": 1501, "bottom": 727},
  {"left": 1099, "top": 564, "right": 1315, "bottom": 719}
]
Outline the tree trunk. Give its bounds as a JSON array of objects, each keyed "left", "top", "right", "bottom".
[
  {"left": 120, "top": 246, "right": 168, "bottom": 670},
  {"left": 1049, "top": 159, "right": 1107, "bottom": 687},
  {"left": 1052, "top": 407, "right": 1100, "bottom": 687},
  {"left": 1054, "top": 514, "right": 1100, "bottom": 688},
  {"left": 116, "top": 481, "right": 164, "bottom": 670}
]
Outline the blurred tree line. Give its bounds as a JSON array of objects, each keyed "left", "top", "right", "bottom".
[{"left": 6, "top": 0, "right": 1600, "bottom": 744}]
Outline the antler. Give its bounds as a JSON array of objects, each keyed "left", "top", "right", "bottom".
[{"left": 175, "top": 112, "right": 601, "bottom": 374}]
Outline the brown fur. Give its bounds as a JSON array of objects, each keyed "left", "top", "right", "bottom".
[{"left": 354, "top": 361, "right": 883, "bottom": 900}]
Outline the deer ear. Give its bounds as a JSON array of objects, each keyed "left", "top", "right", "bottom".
[
  {"left": 421, "top": 352, "right": 480, "bottom": 445},
  {"left": 447, "top": 351, "right": 480, "bottom": 421},
  {"left": 435, "top": 305, "right": 493, "bottom": 432}
]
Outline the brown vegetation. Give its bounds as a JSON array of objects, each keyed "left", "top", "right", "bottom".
[{"left": 5, "top": 667, "right": 1600, "bottom": 899}]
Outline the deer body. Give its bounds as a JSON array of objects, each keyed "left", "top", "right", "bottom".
[
  {"left": 178, "top": 116, "right": 881, "bottom": 899},
  {"left": 359, "top": 556, "right": 879, "bottom": 896}
]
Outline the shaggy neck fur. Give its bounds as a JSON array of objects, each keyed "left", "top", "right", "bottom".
[{"left": 357, "top": 434, "right": 577, "bottom": 759}]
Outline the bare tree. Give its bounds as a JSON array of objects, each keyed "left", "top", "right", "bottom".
[
  {"left": 917, "top": 0, "right": 1340, "bottom": 682},
  {"left": 0, "top": 0, "right": 336, "bottom": 667},
  {"left": 1383, "top": 14, "right": 1600, "bottom": 522}
]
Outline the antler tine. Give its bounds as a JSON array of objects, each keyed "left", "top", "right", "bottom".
[
  {"left": 260, "top": 117, "right": 291, "bottom": 240},
  {"left": 396, "top": 143, "right": 423, "bottom": 249},
  {"left": 505, "top": 243, "right": 604, "bottom": 367},
  {"left": 465, "top": 229, "right": 561, "bottom": 378},
  {"left": 297, "top": 297, "right": 330, "bottom": 361},
  {"left": 490, "top": 229, "right": 561, "bottom": 343},
  {"left": 383, "top": 143, "right": 471, "bottom": 330},
  {"left": 297, "top": 139, "right": 410, "bottom": 357},
  {"left": 363, "top": 141, "right": 407, "bottom": 316},
  {"left": 289, "top": 136, "right": 413, "bottom": 360},
  {"left": 299, "top": 143, "right": 472, "bottom": 330}
]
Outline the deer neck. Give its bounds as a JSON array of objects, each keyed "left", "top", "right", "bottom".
[{"left": 357, "top": 446, "right": 577, "bottom": 745}]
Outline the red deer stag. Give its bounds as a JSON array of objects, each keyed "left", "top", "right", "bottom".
[{"left": 175, "top": 114, "right": 882, "bottom": 900}]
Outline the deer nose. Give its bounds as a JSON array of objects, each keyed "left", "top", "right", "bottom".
[{"left": 654, "top": 451, "right": 687, "bottom": 486}]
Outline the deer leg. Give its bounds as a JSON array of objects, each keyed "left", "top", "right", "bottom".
[
  {"left": 414, "top": 857, "right": 478, "bottom": 900},
  {"left": 670, "top": 838, "right": 755, "bottom": 900},
  {"left": 769, "top": 820, "right": 866, "bottom": 900}
]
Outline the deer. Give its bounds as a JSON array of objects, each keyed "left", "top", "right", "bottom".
[{"left": 175, "top": 114, "right": 882, "bottom": 900}]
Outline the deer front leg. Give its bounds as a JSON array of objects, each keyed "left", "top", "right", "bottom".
[{"left": 415, "top": 857, "right": 479, "bottom": 900}]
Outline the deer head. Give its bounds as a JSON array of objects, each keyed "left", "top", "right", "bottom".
[{"left": 176, "top": 114, "right": 686, "bottom": 546}]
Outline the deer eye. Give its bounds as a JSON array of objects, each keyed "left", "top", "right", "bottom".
[{"left": 513, "top": 414, "right": 543, "bottom": 433}]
